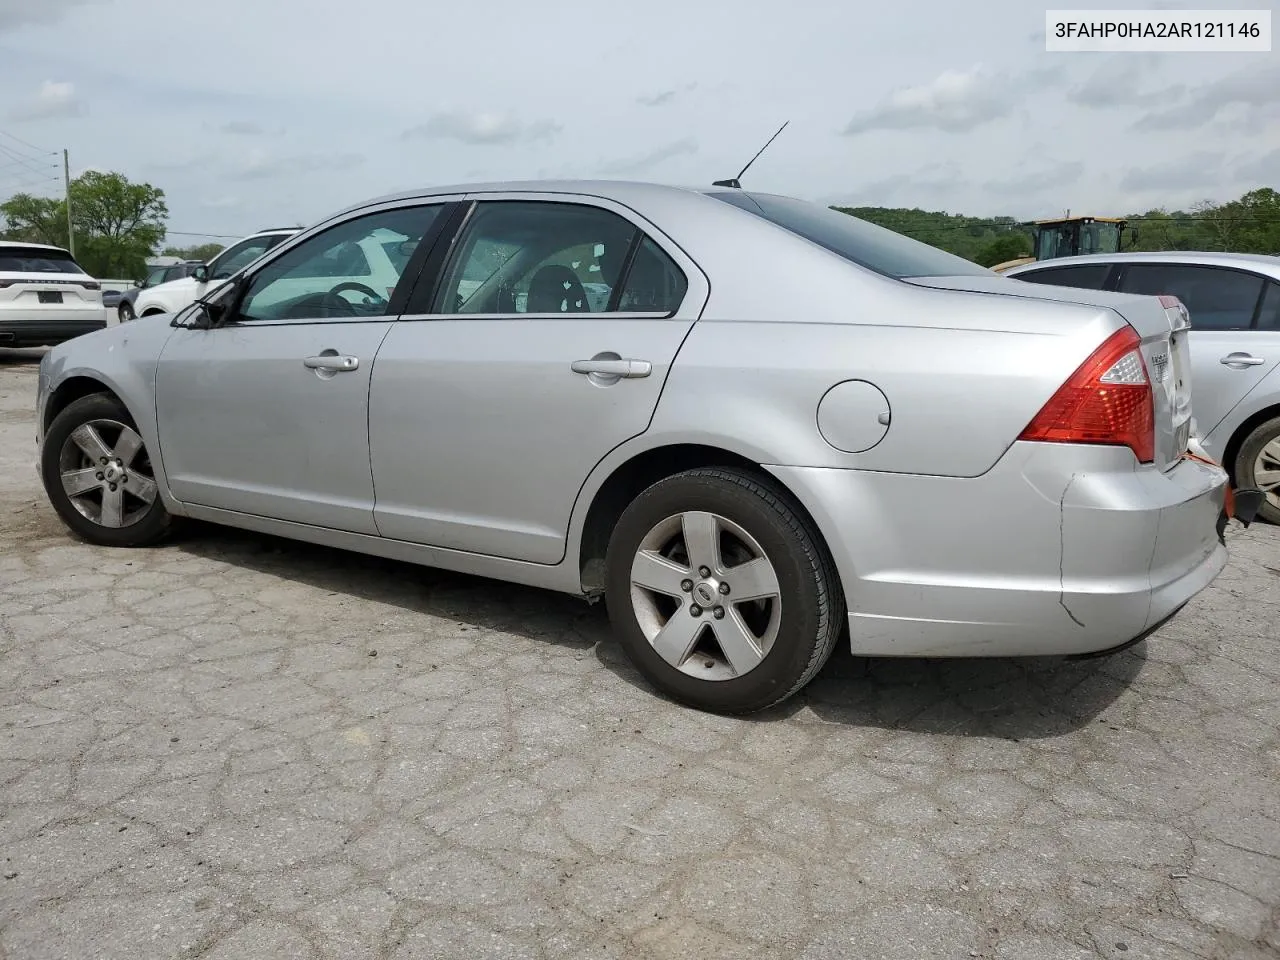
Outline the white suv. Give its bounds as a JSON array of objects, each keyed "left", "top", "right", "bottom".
[
  {"left": 0, "top": 241, "right": 105, "bottom": 348},
  {"left": 129, "top": 227, "right": 299, "bottom": 319}
]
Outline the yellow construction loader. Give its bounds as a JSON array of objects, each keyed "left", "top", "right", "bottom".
[{"left": 991, "top": 215, "right": 1128, "bottom": 273}]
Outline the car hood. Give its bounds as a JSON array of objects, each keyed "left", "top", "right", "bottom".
[{"left": 143, "top": 276, "right": 199, "bottom": 297}]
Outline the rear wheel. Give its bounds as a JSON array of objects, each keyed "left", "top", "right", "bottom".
[
  {"left": 117, "top": 301, "right": 135, "bottom": 322},
  {"left": 40, "top": 393, "right": 172, "bottom": 547},
  {"left": 1236, "top": 415, "right": 1280, "bottom": 525},
  {"left": 604, "top": 467, "right": 843, "bottom": 714}
]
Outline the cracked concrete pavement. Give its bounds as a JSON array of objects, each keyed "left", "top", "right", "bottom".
[{"left": 1, "top": 349, "right": 1278, "bottom": 959}]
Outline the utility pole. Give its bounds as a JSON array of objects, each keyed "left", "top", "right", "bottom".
[{"left": 63, "top": 148, "right": 74, "bottom": 256}]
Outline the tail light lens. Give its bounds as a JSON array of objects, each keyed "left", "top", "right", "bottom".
[
  {"left": 1019, "top": 325, "right": 1155, "bottom": 463},
  {"left": 80, "top": 281, "right": 101, "bottom": 291}
]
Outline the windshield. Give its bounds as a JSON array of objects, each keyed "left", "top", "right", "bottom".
[
  {"left": 708, "top": 191, "right": 991, "bottom": 279},
  {"left": 0, "top": 246, "right": 86, "bottom": 274}
]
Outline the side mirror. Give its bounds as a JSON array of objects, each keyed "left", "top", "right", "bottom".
[{"left": 192, "top": 264, "right": 209, "bottom": 283}]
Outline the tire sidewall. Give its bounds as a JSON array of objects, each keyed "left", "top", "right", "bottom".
[
  {"left": 41, "top": 393, "right": 171, "bottom": 547},
  {"left": 1238, "top": 416, "right": 1280, "bottom": 525},
  {"left": 605, "top": 470, "right": 832, "bottom": 713}
]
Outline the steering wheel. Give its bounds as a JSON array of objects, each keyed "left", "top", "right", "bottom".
[{"left": 320, "top": 281, "right": 386, "bottom": 316}]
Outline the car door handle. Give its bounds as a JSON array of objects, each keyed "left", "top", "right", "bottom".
[
  {"left": 1219, "top": 353, "right": 1265, "bottom": 368},
  {"left": 571, "top": 358, "right": 652, "bottom": 378},
  {"left": 303, "top": 354, "right": 359, "bottom": 372}
]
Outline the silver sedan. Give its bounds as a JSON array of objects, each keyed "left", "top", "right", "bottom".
[{"left": 34, "top": 180, "right": 1232, "bottom": 713}]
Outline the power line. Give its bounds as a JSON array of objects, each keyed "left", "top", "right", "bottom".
[
  {"left": 0, "top": 143, "right": 58, "bottom": 180},
  {"left": 0, "top": 129, "right": 57, "bottom": 156}
]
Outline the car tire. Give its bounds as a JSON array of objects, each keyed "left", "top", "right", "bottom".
[
  {"left": 118, "top": 302, "right": 135, "bottom": 322},
  {"left": 604, "top": 467, "right": 844, "bottom": 714},
  {"left": 40, "top": 392, "right": 173, "bottom": 547},
  {"left": 1235, "top": 415, "right": 1280, "bottom": 525}
]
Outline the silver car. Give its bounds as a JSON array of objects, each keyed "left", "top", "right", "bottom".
[
  {"left": 1006, "top": 252, "right": 1280, "bottom": 524},
  {"left": 34, "top": 181, "right": 1232, "bottom": 714}
]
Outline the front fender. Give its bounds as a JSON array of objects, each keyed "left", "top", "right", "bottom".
[{"left": 42, "top": 320, "right": 186, "bottom": 515}]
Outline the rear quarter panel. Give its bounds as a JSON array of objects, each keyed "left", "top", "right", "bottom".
[{"left": 650, "top": 285, "right": 1126, "bottom": 477}]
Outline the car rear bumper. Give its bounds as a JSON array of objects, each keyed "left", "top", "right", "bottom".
[
  {"left": 0, "top": 311, "right": 107, "bottom": 347},
  {"left": 768, "top": 441, "right": 1229, "bottom": 658}
]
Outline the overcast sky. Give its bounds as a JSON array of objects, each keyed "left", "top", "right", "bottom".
[{"left": 1, "top": 0, "right": 1276, "bottom": 244}]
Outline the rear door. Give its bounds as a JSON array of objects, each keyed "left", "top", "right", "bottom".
[
  {"left": 1115, "top": 263, "right": 1277, "bottom": 438},
  {"left": 368, "top": 193, "right": 708, "bottom": 563}
]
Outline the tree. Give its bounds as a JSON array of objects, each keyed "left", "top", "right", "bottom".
[
  {"left": 0, "top": 193, "right": 67, "bottom": 247},
  {"left": 975, "top": 232, "right": 1032, "bottom": 267},
  {"left": 0, "top": 171, "right": 168, "bottom": 279},
  {"left": 161, "top": 242, "right": 224, "bottom": 262},
  {"left": 69, "top": 171, "right": 168, "bottom": 278}
]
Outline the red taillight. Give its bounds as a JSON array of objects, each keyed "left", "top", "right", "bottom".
[
  {"left": 80, "top": 281, "right": 101, "bottom": 291},
  {"left": 1019, "top": 325, "right": 1155, "bottom": 463}
]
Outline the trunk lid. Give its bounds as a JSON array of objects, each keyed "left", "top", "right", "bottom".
[
  {"left": 909, "top": 275, "right": 1192, "bottom": 471},
  {"left": 0, "top": 271, "right": 103, "bottom": 311}
]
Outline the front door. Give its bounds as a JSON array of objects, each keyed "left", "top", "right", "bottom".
[
  {"left": 369, "top": 196, "right": 706, "bottom": 563},
  {"left": 1116, "top": 263, "right": 1280, "bottom": 436},
  {"left": 154, "top": 203, "right": 446, "bottom": 533}
]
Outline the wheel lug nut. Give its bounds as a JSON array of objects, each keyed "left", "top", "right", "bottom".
[
  {"left": 718, "top": 582, "right": 730, "bottom": 595},
  {"left": 698, "top": 566, "right": 711, "bottom": 578},
  {"left": 690, "top": 605, "right": 703, "bottom": 617},
  {"left": 109, "top": 483, "right": 117, "bottom": 492},
  {"left": 95, "top": 472, "right": 104, "bottom": 481},
  {"left": 680, "top": 579, "right": 693, "bottom": 592},
  {"left": 713, "top": 606, "right": 725, "bottom": 619}
]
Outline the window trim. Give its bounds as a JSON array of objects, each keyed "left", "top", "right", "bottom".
[
  {"left": 398, "top": 191, "right": 706, "bottom": 323},
  {"left": 1112, "top": 261, "right": 1273, "bottom": 331},
  {"left": 210, "top": 199, "right": 461, "bottom": 328}
]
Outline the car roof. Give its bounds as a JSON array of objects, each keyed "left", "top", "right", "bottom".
[
  {"left": 0, "top": 240, "right": 72, "bottom": 252},
  {"left": 1009, "top": 251, "right": 1280, "bottom": 278}
]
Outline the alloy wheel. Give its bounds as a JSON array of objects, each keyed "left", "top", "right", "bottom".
[{"left": 57, "top": 419, "right": 158, "bottom": 528}]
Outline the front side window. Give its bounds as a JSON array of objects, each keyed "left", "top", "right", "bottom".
[
  {"left": 0, "top": 246, "right": 84, "bottom": 274},
  {"left": 236, "top": 206, "right": 440, "bottom": 323},
  {"left": 1118, "top": 264, "right": 1264, "bottom": 331},
  {"left": 1014, "top": 264, "right": 1112, "bottom": 290},
  {"left": 436, "top": 201, "right": 647, "bottom": 315}
]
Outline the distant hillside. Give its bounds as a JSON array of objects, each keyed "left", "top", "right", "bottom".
[{"left": 834, "top": 187, "right": 1280, "bottom": 265}]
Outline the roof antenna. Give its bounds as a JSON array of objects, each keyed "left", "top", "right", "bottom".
[{"left": 712, "top": 121, "right": 789, "bottom": 188}]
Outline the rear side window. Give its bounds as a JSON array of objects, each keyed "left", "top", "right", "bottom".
[
  {"left": 708, "top": 191, "right": 991, "bottom": 279},
  {"left": 1117, "top": 264, "right": 1264, "bottom": 331},
  {"left": 1257, "top": 281, "right": 1280, "bottom": 331},
  {"left": 1014, "top": 264, "right": 1112, "bottom": 290},
  {"left": 0, "top": 246, "right": 85, "bottom": 274},
  {"left": 617, "top": 237, "right": 687, "bottom": 312}
]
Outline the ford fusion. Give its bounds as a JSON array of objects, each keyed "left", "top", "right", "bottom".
[{"left": 34, "top": 181, "right": 1229, "bottom": 713}]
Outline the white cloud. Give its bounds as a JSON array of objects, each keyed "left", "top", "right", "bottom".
[
  {"left": 843, "top": 66, "right": 1010, "bottom": 135},
  {"left": 402, "top": 111, "right": 561, "bottom": 146},
  {"left": 0, "top": 0, "right": 100, "bottom": 32},
  {"left": 9, "top": 80, "right": 83, "bottom": 121},
  {"left": 228, "top": 149, "right": 365, "bottom": 181},
  {"left": 598, "top": 138, "right": 698, "bottom": 175}
]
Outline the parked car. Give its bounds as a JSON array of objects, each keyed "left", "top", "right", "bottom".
[
  {"left": 98, "top": 279, "right": 136, "bottom": 315},
  {"left": 1007, "top": 252, "right": 1280, "bottom": 523},
  {"left": 116, "top": 262, "right": 203, "bottom": 322},
  {"left": 0, "top": 241, "right": 105, "bottom": 348},
  {"left": 34, "top": 181, "right": 1233, "bottom": 713},
  {"left": 129, "top": 229, "right": 298, "bottom": 319}
]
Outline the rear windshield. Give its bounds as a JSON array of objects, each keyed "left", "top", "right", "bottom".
[
  {"left": 709, "top": 191, "right": 991, "bottom": 279},
  {"left": 0, "top": 246, "right": 86, "bottom": 274}
]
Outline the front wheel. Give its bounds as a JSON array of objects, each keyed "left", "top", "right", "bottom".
[
  {"left": 117, "top": 301, "right": 135, "bottom": 322},
  {"left": 40, "top": 393, "right": 172, "bottom": 547},
  {"left": 1236, "top": 415, "right": 1280, "bottom": 525},
  {"left": 604, "top": 467, "right": 844, "bottom": 714}
]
